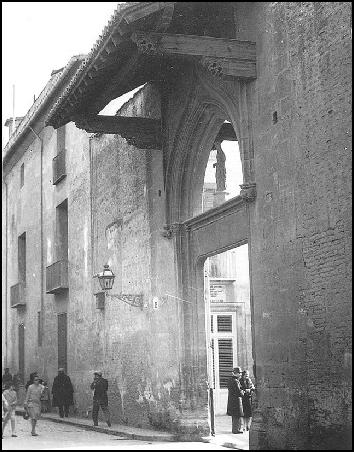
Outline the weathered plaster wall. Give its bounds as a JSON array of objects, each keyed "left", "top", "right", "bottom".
[
  {"left": 5, "top": 135, "right": 43, "bottom": 380},
  {"left": 80, "top": 85, "right": 183, "bottom": 429}
]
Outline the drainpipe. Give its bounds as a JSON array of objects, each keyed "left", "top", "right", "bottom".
[
  {"left": 28, "top": 126, "right": 44, "bottom": 353},
  {"left": 89, "top": 136, "right": 94, "bottom": 276},
  {"left": 4, "top": 177, "right": 8, "bottom": 368}
]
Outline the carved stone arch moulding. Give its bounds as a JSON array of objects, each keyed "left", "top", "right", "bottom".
[{"left": 165, "top": 65, "right": 256, "bottom": 227}]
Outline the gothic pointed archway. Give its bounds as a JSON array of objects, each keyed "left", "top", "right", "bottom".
[{"left": 163, "top": 64, "right": 257, "bottom": 437}]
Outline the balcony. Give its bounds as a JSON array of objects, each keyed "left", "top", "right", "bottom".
[
  {"left": 10, "top": 282, "right": 26, "bottom": 308},
  {"left": 52, "top": 150, "right": 66, "bottom": 185},
  {"left": 46, "top": 260, "right": 68, "bottom": 294}
]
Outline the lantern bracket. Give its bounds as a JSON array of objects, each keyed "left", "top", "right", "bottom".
[{"left": 107, "top": 293, "right": 144, "bottom": 310}]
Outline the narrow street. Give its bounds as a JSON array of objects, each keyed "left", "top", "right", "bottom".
[{"left": 2, "top": 415, "right": 230, "bottom": 450}]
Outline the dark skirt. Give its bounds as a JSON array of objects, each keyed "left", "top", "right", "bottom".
[{"left": 242, "top": 395, "right": 252, "bottom": 417}]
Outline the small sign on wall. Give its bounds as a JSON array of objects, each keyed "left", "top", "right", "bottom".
[
  {"left": 210, "top": 284, "right": 227, "bottom": 303},
  {"left": 152, "top": 296, "right": 159, "bottom": 310}
]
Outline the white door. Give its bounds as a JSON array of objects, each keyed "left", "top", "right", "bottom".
[{"left": 210, "top": 313, "right": 237, "bottom": 415}]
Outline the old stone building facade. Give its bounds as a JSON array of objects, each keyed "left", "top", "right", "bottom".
[{"left": 2, "top": 2, "right": 352, "bottom": 450}]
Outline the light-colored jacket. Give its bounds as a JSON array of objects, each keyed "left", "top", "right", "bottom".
[
  {"left": 3, "top": 388, "right": 17, "bottom": 408},
  {"left": 24, "top": 383, "right": 44, "bottom": 407}
]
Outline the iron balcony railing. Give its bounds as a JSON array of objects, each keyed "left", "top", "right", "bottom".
[
  {"left": 52, "top": 150, "right": 66, "bottom": 185},
  {"left": 10, "top": 282, "right": 26, "bottom": 308},
  {"left": 46, "top": 260, "right": 68, "bottom": 294}
]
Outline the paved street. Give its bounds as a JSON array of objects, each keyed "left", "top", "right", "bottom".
[{"left": 2, "top": 415, "right": 230, "bottom": 450}]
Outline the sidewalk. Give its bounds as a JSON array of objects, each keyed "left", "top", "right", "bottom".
[
  {"left": 15, "top": 407, "right": 247, "bottom": 449},
  {"left": 206, "top": 415, "right": 249, "bottom": 450},
  {"left": 15, "top": 407, "right": 175, "bottom": 442}
]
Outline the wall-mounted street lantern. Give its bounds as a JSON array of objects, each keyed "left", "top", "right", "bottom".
[
  {"left": 97, "top": 264, "right": 115, "bottom": 291},
  {"left": 93, "top": 264, "right": 144, "bottom": 310}
]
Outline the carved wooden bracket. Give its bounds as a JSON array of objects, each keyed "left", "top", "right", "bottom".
[
  {"left": 74, "top": 115, "right": 161, "bottom": 149},
  {"left": 131, "top": 33, "right": 160, "bottom": 54},
  {"left": 200, "top": 57, "right": 224, "bottom": 77},
  {"left": 162, "top": 223, "right": 185, "bottom": 239},
  {"left": 240, "top": 183, "right": 257, "bottom": 202},
  {"left": 130, "top": 31, "right": 257, "bottom": 79}
]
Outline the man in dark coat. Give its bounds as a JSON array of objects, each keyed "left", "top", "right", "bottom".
[
  {"left": 227, "top": 366, "right": 245, "bottom": 434},
  {"left": 52, "top": 368, "right": 74, "bottom": 418},
  {"left": 2, "top": 368, "right": 13, "bottom": 388},
  {"left": 90, "top": 371, "right": 111, "bottom": 427}
]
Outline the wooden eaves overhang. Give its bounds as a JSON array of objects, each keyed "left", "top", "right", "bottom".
[
  {"left": 3, "top": 55, "right": 85, "bottom": 174},
  {"left": 46, "top": 2, "right": 256, "bottom": 148}
]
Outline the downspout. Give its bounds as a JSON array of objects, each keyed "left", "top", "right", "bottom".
[
  {"left": 28, "top": 126, "right": 44, "bottom": 351},
  {"left": 4, "top": 177, "right": 8, "bottom": 367},
  {"left": 89, "top": 135, "right": 95, "bottom": 279}
]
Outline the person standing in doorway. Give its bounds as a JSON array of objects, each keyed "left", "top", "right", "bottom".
[
  {"left": 90, "top": 371, "right": 111, "bottom": 427},
  {"left": 2, "top": 382, "right": 17, "bottom": 438},
  {"left": 52, "top": 368, "right": 74, "bottom": 418},
  {"left": 24, "top": 375, "right": 44, "bottom": 436},
  {"left": 240, "top": 370, "right": 255, "bottom": 431},
  {"left": 227, "top": 367, "right": 245, "bottom": 434}
]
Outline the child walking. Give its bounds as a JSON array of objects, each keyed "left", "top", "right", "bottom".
[{"left": 2, "top": 382, "right": 18, "bottom": 438}]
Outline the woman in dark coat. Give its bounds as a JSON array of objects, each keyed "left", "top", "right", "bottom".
[
  {"left": 240, "top": 370, "right": 255, "bottom": 431},
  {"left": 51, "top": 368, "right": 74, "bottom": 418},
  {"left": 227, "top": 367, "right": 245, "bottom": 434}
]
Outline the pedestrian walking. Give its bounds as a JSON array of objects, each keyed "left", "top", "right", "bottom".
[
  {"left": 2, "top": 393, "right": 9, "bottom": 438},
  {"left": 52, "top": 368, "right": 74, "bottom": 418},
  {"left": 40, "top": 381, "right": 51, "bottom": 413},
  {"left": 12, "top": 373, "right": 21, "bottom": 393},
  {"left": 90, "top": 371, "right": 111, "bottom": 427},
  {"left": 2, "top": 368, "right": 13, "bottom": 390},
  {"left": 23, "top": 374, "right": 44, "bottom": 436},
  {"left": 2, "top": 382, "right": 18, "bottom": 438},
  {"left": 226, "top": 367, "right": 245, "bottom": 434},
  {"left": 25, "top": 372, "right": 38, "bottom": 391},
  {"left": 240, "top": 370, "right": 255, "bottom": 431}
]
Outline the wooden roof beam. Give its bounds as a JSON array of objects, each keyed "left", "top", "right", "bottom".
[
  {"left": 131, "top": 31, "right": 257, "bottom": 79},
  {"left": 74, "top": 115, "right": 161, "bottom": 149}
]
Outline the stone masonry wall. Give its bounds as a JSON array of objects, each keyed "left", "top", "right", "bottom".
[{"left": 234, "top": 2, "right": 352, "bottom": 449}]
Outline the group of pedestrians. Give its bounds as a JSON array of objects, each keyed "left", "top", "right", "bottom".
[
  {"left": 2, "top": 367, "right": 111, "bottom": 437},
  {"left": 4, "top": 365, "right": 254, "bottom": 438},
  {"left": 227, "top": 366, "right": 256, "bottom": 434}
]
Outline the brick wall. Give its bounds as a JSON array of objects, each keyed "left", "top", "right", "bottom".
[{"left": 236, "top": 2, "right": 352, "bottom": 449}]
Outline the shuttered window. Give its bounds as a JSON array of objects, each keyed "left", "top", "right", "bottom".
[
  {"left": 217, "top": 315, "right": 232, "bottom": 332},
  {"left": 58, "top": 313, "right": 67, "bottom": 371},
  {"left": 211, "top": 338, "right": 216, "bottom": 388},
  {"left": 18, "top": 232, "right": 26, "bottom": 285},
  {"left": 20, "top": 163, "right": 24, "bottom": 188},
  {"left": 218, "top": 338, "right": 233, "bottom": 388},
  {"left": 18, "top": 323, "right": 25, "bottom": 382},
  {"left": 38, "top": 311, "right": 42, "bottom": 346}
]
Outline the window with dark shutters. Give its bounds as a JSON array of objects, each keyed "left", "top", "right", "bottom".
[
  {"left": 18, "top": 323, "right": 25, "bottom": 382},
  {"left": 211, "top": 338, "right": 216, "bottom": 388},
  {"left": 218, "top": 338, "right": 233, "bottom": 388},
  {"left": 20, "top": 163, "right": 24, "bottom": 188},
  {"left": 58, "top": 313, "right": 67, "bottom": 371},
  {"left": 217, "top": 315, "right": 232, "bottom": 332},
  {"left": 38, "top": 312, "right": 42, "bottom": 346},
  {"left": 18, "top": 232, "right": 26, "bottom": 285}
]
